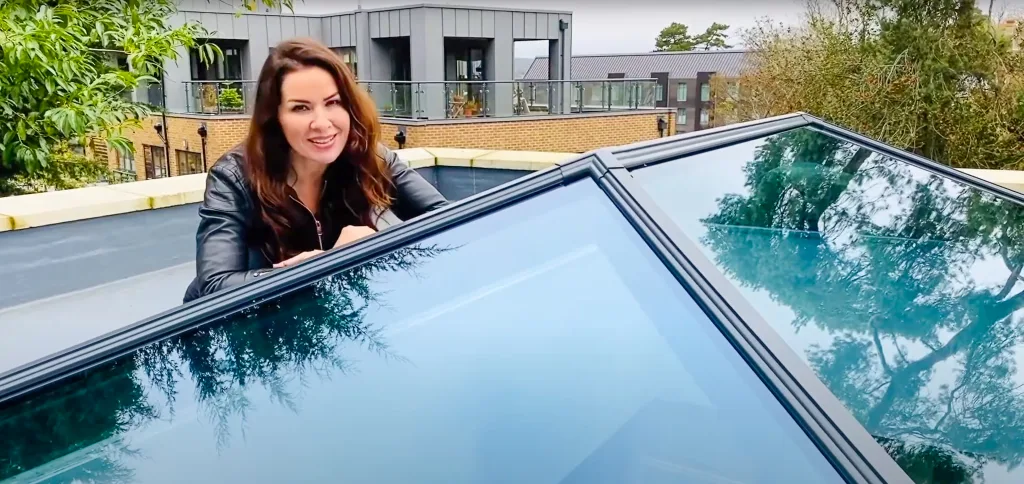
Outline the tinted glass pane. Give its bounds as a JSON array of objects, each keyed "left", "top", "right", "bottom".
[
  {"left": 0, "top": 179, "right": 841, "bottom": 484},
  {"left": 632, "top": 126, "right": 1024, "bottom": 483}
]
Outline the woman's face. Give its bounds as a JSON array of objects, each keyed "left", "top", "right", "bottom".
[{"left": 278, "top": 66, "right": 351, "bottom": 166}]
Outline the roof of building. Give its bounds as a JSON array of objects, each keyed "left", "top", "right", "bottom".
[{"left": 522, "top": 49, "right": 749, "bottom": 81}]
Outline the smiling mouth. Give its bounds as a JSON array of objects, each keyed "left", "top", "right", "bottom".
[{"left": 309, "top": 134, "right": 337, "bottom": 146}]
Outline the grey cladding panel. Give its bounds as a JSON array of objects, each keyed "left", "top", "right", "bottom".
[
  {"left": 296, "top": 17, "right": 310, "bottom": 38},
  {"left": 442, "top": 9, "right": 455, "bottom": 36},
  {"left": 548, "top": 14, "right": 560, "bottom": 40},
  {"left": 482, "top": 10, "right": 495, "bottom": 37},
  {"left": 389, "top": 11, "right": 401, "bottom": 37},
  {"left": 512, "top": 12, "right": 524, "bottom": 38},
  {"left": 348, "top": 15, "right": 357, "bottom": 45},
  {"left": 168, "top": 11, "right": 186, "bottom": 29},
  {"left": 400, "top": 9, "right": 411, "bottom": 36},
  {"left": 369, "top": 12, "right": 380, "bottom": 37},
  {"left": 185, "top": 11, "right": 201, "bottom": 28},
  {"left": 200, "top": 13, "right": 218, "bottom": 36},
  {"left": 266, "top": 16, "right": 282, "bottom": 46},
  {"left": 308, "top": 17, "right": 322, "bottom": 42},
  {"left": 215, "top": 13, "right": 234, "bottom": 37},
  {"left": 468, "top": 10, "right": 482, "bottom": 37},
  {"left": 232, "top": 14, "right": 249, "bottom": 38},
  {"left": 381, "top": 12, "right": 391, "bottom": 37},
  {"left": 332, "top": 16, "right": 342, "bottom": 46},
  {"left": 524, "top": 13, "right": 536, "bottom": 38},
  {"left": 281, "top": 16, "right": 295, "bottom": 40},
  {"left": 455, "top": 9, "right": 469, "bottom": 37},
  {"left": 537, "top": 13, "right": 548, "bottom": 39}
]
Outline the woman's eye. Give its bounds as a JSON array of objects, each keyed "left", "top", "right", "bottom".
[
  {"left": 327, "top": 99, "right": 341, "bottom": 106},
  {"left": 291, "top": 105, "right": 309, "bottom": 112}
]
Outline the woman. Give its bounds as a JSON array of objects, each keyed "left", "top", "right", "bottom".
[{"left": 183, "top": 38, "right": 448, "bottom": 303}]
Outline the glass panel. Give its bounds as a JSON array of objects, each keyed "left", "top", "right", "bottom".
[
  {"left": 0, "top": 179, "right": 842, "bottom": 484},
  {"left": 631, "top": 126, "right": 1024, "bottom": 483}
]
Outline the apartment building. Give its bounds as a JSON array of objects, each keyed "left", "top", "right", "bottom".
[
  {"left": 523, "top": 50, "right": 747, "bottom": 133},
  {"left": 140, "top": 1, "right": 572, "bottom": 117}
]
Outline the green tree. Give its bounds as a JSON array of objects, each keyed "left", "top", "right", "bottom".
[
  {"left": 694, "top": 22, "right": 732, "bottom": 50},
  {"left": 654, "top": 22, "right": 733, "bottom": 52},
  {"left": 710, "top": 0, "right": 1024, "bottom": 170},
  {"left": 0, "top": 0, "right": 291, "bottom": 196},
  {"left": 654, "top": 22, "right": 696, "bottom": 51}
]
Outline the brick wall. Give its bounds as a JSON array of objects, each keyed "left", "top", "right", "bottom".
[
  {"left": 118, "top": 111, "right": 674, "bottom": 180},
  {"left": 382, "top": 111, "right": 676, "bottom": 152}
]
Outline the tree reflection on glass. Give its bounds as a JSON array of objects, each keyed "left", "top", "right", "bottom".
[
  {"left": 697, "top": 128, "right": 1024, "bottom": 483},
  {"left": 0, "top": 244, "right": 450, "bottom": 481}
]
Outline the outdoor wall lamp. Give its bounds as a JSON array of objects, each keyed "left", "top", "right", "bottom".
[
  {"left": 657, "top": 117, "right": 667, "bottom": 137},
  {"left": 394, "top": 127, "right": 407, "bottom": 149},
  {"left": 197, "top": 123, "right": 209, "bottom": 170},
  {"left": 153, "top": 123, "right": 164, "bottom": 138}
]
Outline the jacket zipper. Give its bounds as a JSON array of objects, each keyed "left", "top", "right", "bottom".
[{"left": 289, "top": 194, "right": 324, "bottom": 250}]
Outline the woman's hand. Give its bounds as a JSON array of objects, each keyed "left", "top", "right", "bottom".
[
  {"left": 273, "top": 250, "right": 324, "bottom": 268},
  {"left": 334, "top": 225, "right": 376, "bottom": 249}
]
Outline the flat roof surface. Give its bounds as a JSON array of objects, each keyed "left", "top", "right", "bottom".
[{"left": 0, "top": 167, "right": 528, "bottom": 374}]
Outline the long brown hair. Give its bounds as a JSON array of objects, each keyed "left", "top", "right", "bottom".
[{"left": 244, "top": 37, "right": 392, "bottom": 261}]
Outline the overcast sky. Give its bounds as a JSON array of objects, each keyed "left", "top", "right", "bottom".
[{"left": 292, "top": 0, "right": 1023, "bottom": 57}]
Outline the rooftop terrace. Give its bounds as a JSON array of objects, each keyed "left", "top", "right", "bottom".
[{"left": 4, "top": 116, "right": 1024, "bottom": 483}]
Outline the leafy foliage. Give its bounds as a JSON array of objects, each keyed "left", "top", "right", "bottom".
[
  {"left": 690, "top": 128, "right": 1024, "bottom": 481},
  {"left": 709, "top": 0, "right": 1024, "bottom": 170},
  {"left": 654, "top": 21, "right": 733, "bottom": 52},
  {"left": 0, "top": 142, "right": 110, "bottom": 195},
  {"left": 0, "top": 0, "right": 292, "bottom": 196}
]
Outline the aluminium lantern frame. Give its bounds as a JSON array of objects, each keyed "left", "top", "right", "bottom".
[{"left": 4, "top": 112, "right": 1020, "bottom": 484}]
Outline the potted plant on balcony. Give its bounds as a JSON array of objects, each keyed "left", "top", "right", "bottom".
[
  {"left": 464, "top": 98, "right": 479, "bottom": 117},
  {"left": 219, "top": 87, "right": 244, "bottom": 113}
]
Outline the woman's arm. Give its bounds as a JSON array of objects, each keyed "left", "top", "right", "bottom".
[
  {"left": 381, "top": 146, "right": 450, "bottom": 221},
  {"left": 193, "top": 161, "right": 269, "bottom": 298}
]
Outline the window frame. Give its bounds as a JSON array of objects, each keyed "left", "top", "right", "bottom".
[
  {"left": 176, "top": 149, "right": 204, "bottom": 175},
  {"left": 0, "top": 112, "right": 971, "bottom": 484}
]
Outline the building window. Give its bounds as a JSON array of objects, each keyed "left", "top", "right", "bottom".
[
  {"left": 727, "top": 82, "right": 740, "bottom": 99},
  {"left": 700, "top": 83, "right": 711, "bottom": 102},
  {"left": 191, "top": 41, "right": 246, "bottom": 81},
  {"left": 331, "top": 47, "right": 358, "bottom": 78},
  {"left": 177, "top": 150, "right": 204, "bottom": 175},
  {"left": 677, "top": 108, "right": 687, "bottom": 125},
  {"left": 143, "top": 144, "right": 169, "bottom": 179},
  {"left": 700, "top": 109, "right": 710, "bottom": 127},
  {"left": 655, "top": 84, "right": 664, "bottom": 102},
  {"left": 676, "top": 83, "right": 688, "bottom": 101},
  {"left": 118, "top": 149, "right": 135, "bottom": 173}
]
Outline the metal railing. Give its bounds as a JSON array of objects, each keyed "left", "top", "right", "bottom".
[
  {"left": 177, "top": 78, "right": 658, "bottom": 120},
  {"left": 184, "top": 81, "right": 258, "bottom": 115},
  {"left": 358, "top": 78, "right": 659, "bottom": 120}
]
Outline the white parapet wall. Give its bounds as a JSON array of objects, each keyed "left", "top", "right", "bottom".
[{"left": 0, "top": 148, "right": 579, "bottom": 232}]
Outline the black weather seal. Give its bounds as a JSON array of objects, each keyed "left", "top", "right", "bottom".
[
  {"left": 0, "top": 165, "right": 567, "bottom": 403},
  {"left": 616, "top": 112, "right": 810, "bottom": 170},
  {"left": 802, "top": 114, "right": 1024, "bottom": 207},
  {"left": 594, "top": 162, "right": 913, "bottom": 484}
]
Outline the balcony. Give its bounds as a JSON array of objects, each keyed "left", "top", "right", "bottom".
[
  {"left": 179, "top": 79, "right": 659, "bottom": 120},
  {"left": 183, "top": 81, "right": 258, "bottom": 115},
  {"left": 361, "top": 79, "right": 660, "bottom": 119}
]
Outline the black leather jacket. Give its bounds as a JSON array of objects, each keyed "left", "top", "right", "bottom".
[{"left": 182, "top": 145, "right": 449, "bottom": 303}]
